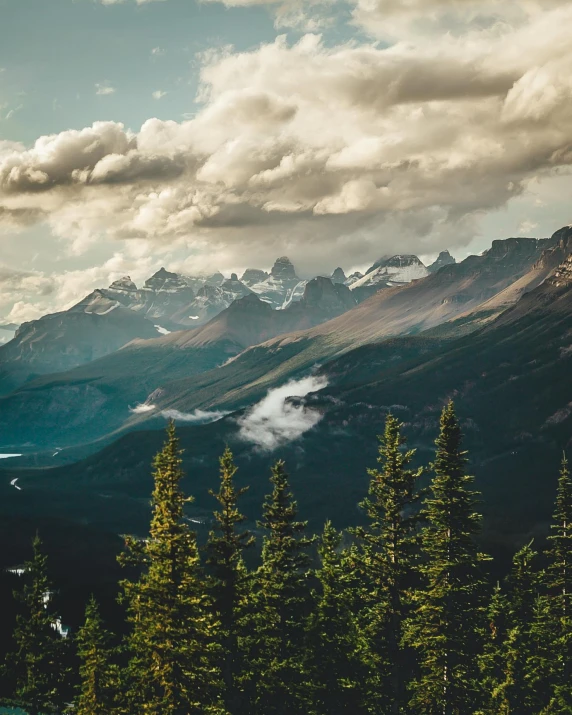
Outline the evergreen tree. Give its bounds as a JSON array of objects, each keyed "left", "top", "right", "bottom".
[
  {"left": 538, "top": 455, "right": 572, "bottom": 712},
  {"left": 2, "top": 535, "right": 68, "bottom": 715},
  {"left": 244, "top": 460, "right": 313, "bottom": 715},
  {"left": 478, "top": 583, "right": 510, "bottom": 714},
  {"left": 496, "top": 542, "right": 542, "bottom": 714},
  {"left": 75, "top": 596, "right": 119, "bottom": 715},
  {"left": 206, "top": 446, "right": 254, "bottom": 714},
  {"left": 406, "top": 402, "right": 489, "bottom": 715},
  {"left": 353, "top": 414, "right": 423, "bottom": 713},
  {"left": 306, "top": 521, "right": 377, "bottom": 715},
  {"left": 119, "top": 422, "right": 221, "bottom": 715}
]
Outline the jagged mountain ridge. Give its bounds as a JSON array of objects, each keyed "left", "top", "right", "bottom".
[
  {"left": 12, "top": 230, "right": 572, "bottom": 549},
  {"left": 140, "top": 233, "right": 557, "bottom": 423},
  {"left": 428, "top": 250, "right": 456, "bottom": 273},
  {"left": 350, "top": 254, "right": 430, "bottom": 301},
  {"left": 0, "top": 249, "right": 438, "bottom": 393},
  {"left": 0, "top": 292, "right": 161, "bottom": 395},
  {"left": 0, "top": 277, "right": 358, "bottom": 450},
  {"left": 0, "top": 232, "right": 556, "bottom": 454}
]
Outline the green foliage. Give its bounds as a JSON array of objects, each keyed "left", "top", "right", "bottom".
[
  {"left": 119, "top": 422, "right": 222, "bottom": 715},
  {"left": 75, "top": 596, "right": 119, "bottom": 715},
  {"left": 3, "top": 418, "right": 572, "bottom": 714},
  {"left": 206, "top": 446, "right": 254, "bottom": 714},
  {"left": 2, "top": 535, "right": 68, "bottom": 715},
  {"left": 534, "top": 455, "right": 572, "bottom": 713},
  {"left": 353, "top": 413, "right": 423, "bottom": 713},
  {"left": 306, "top": 521, "right": 377, "bottom": 715},
  {"left": 478, "top": 583, "right": 510, "bottom": 714},
  {"left": 406, "top": 402, "right": 490, "bottom": 714},
  {"left": 244, "top": 460, "right": 314, "bottom": 715},
  {"left": 496, "top": 542, "right": 542, "bottom": 714}
]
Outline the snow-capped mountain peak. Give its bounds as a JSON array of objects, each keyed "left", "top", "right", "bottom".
[{"left": 351, "top": 254, "right": 429, "bottom": 292}]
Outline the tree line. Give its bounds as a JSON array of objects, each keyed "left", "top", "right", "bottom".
[{"left": 1, "top": 402, "right": 571, "bottom": 714}]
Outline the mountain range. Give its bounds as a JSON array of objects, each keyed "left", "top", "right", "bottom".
[
  {"left": 1, "top": 227, "right": 571, "bottom": 562},
  {"left": 0, "top": 252, "right": 441, "bottom": 395}
]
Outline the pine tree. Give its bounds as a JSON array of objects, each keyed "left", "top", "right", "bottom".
[
  {"left": 206, "top": 446, "right": 254, "bottom": 714},
  {"left": 538, "top": 454, "right": 572, "bottom": 712},
  {"left": 353, "top": 414, "right": 423, "bottom": 713},
  {"left": 2, "top": 535, "right": 68, "bottom": 715},
  {"left": 119, "top": 422, "right": 222, "bottom": 715},
  {"left": 306, "top": 521, "right": 377, "bottom": 715},
  {"left": 478, "top": 583, "right": 510, "bottom": 714},
  {"left": 245, "top": 460, "right": 313, "bottom": 715},
  {"left": 406, "top": 402, "right": 490, "bottom": 715},
  {"left": 496, "top": 542, "right": 542, "bottom": 714},
  {"left": 75, "top": 596, "right": 119, "bottom": 715}
]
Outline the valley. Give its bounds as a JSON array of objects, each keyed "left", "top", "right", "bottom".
[{"left": 1, "top": 228, "right": 571, "bottom": 561}]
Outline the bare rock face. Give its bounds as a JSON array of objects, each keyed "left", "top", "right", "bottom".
[
  {"left": 331, "top": 267, "right": 347, "bottom": 284},
  {"left": 247, "top": 257, "right": 306, "bottom": 309},
  {"left": 241, "top": 268, "right": 269, "bottom": 286},
  {"left": 271, "top": 256, "right": 298, "bottom": 281},
  {"left": 299, "top": 276, "right": 357, "bottom": 313},
  {"left": 428, "top": 250, "right": 456, "bottom": 274},
  {"left": 143, "top": 268, "right": 190, "bottom": 293}
]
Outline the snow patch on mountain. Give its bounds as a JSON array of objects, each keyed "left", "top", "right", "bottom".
[{"left": 350, "top": 255, "right": 428, "bottom": 291}]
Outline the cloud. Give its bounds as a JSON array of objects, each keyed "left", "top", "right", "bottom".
[
  {"left": 238, "top": 375, "right": 328, "bottom": 450},
  {"left": 200, "top": 0, "right": 341, "bottom": 30},
  {"left": 100, "top": 0, "right": 167, "bottom": 5},
  {"left": 2, "top": 6, "right": 572, "bottom": 274},
  {"left": 161, "top": 408, "right": 230, "bottom": 423},
  {"left": 130, "top": 403, "right": 156, "bottom": 414},
  {"left": 350, "top": 0, "right": 570, "bottom": 40},
  {"left": 95, "top": 83, "right": 116, "bottom": 96},
  {"left": 0, "top": 247, "right": 160, "bottom": 323},
  {"left": 519, "top": 219, "right": 538, "bottom": 235},
  {"left": 152, "top": 90, "right": 168, "bottom": 100}
]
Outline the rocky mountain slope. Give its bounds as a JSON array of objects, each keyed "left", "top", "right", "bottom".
[
  {"left": 9, "top": 233, "right": 572, "bottom": 555},
  {"left": 0, "top": 250, "right": 428, "bottom": 397},
  {"left": 0, "top": 277, "right": 357, "bottom": 450},
  {"left": 427, "top": 250, "right": 456, "bottom": 273},
  {"left": 131, "top": 233, "right": 557, "bottom": 427},
  {"left": 0, "top": 292, "right": 161, "bottom": 395}
]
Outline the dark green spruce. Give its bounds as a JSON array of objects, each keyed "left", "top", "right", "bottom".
[
  {"left": 539, "top": 455, "right": 572, "bottom": 712},
  {"left": 206, "top": 446, "right": 254, "bottom": 715},
  {"left": 119, "top": 422, "right": 222, "bottom": 715},
  {"left": 478, "top": 583, "right": 510, "bottom": 714},
  {"left": 75, "top": 596, "right": 119, "bottom": 715},
  {"left": 406, "top": 402, "right": 489, "bottom": 715},
  {"left": 497, "top": 542, "right": 541, "bottom": 714},
  {"left": 306, "top": 521, "right": 376, "bottom": 715},
  {"left": 245, "top": 460, "right": 313, "bottom": 715},
  {"left": 353, "top": 413, "right": 423, "bottom": 714},
  {"left": 1, "top": 535, "right": 68, "bottom": 715}
]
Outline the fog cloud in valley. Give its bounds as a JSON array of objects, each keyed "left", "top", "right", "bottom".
[{"left": 238, "top": 375, "right": 328, "bottom": 451}]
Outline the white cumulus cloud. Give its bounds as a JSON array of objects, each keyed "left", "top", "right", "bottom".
[
  {"left": 1, "top": 4, "right": 572, "bottom": 284},
  {"left": 238, "top": 375, "right": 328, "bottom": 450},
  {"left": 95, "top": 83, "right": 117, "bottom": 96}
]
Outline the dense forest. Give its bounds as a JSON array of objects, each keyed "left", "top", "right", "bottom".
[{"left": 1, "top": 403, "right": 570, "bottom": 715}]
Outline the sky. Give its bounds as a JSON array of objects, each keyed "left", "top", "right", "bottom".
[{"left": 1, "top": 0, "right": 572, "bottom": 323}]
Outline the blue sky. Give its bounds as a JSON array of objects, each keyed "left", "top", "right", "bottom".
[
  {"left": 0, "top": 0, "right": 571, "bottom": 322},
  {"left": 0, "top": 0, "right": 276, "bottom": 144}
]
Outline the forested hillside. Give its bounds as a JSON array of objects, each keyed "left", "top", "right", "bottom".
[{"left": 1, "top": 410, "right": 570, "bottom": 714}]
